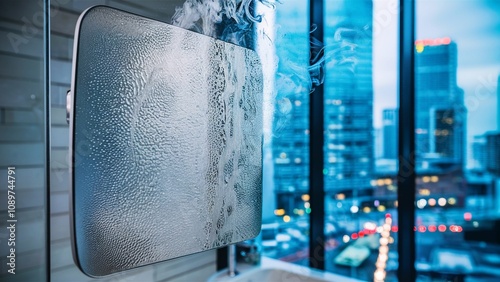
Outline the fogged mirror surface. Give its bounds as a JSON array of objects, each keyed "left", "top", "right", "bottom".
[{"left": 71, "top": 6, "right": 263, "bottom": 277}]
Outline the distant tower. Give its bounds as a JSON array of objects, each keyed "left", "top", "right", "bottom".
[
  {"left": 429, "top": 108, "right": 465, "bottom": 161},
  {"left": 485, "top": 132, "right": 500, "bottom": 176},
  {"left": 415, "top": 37, "right": 466, "bottom": 165},
  {"left": 471, "top": 135, "right": 487, "bottom": 170},
  {"left": 382, "top": 109, "right": 398, "bottom": 159},
  {"left": 498, "top": 75, "right": 500, "bottom": 131},
  {"left": 324, "top": 0, "right": 374, "bottom": 193},
  {"left": 272, "top": 0, "right": 310, "bottom": 213}
]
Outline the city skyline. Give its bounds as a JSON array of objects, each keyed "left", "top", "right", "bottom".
[{"left": 373, "top": 0, "right": 500, "bottom": 141}]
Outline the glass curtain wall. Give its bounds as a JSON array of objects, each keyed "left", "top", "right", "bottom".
[{"left": 323, "top": 0, "right": 398, "bottom": 281}]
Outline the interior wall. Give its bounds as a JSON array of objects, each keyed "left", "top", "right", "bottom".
[{"left": 0, "top": 0, "right": 216, "bottom": 281}]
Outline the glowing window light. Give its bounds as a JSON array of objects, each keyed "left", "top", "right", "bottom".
[
  {"left": 274, "top": 209, "right": 285, "bottom": 216},
  {"left": 448, "top": 197, "right": 456, "bottom": 205},
  {"left": 415, "top": 37, "right": 451, "bottom": 46},
  {"left": 283, "top": 215, "right": 291, "bottom": 223},
  {"left": 416, "top": 44, "right": 424, "bottom": 53},
  {"left": 350, "top": 206, "right": 359, "bottom": 213},
  {"left": 428, "top": 198, "right": 436, "bottom": 206},
  {"left": 416, "top": 199, "right": 427, "bottom": 209},
  {"left": 438, "top": 198, "right": 446, "bottom": 206},
  {"left": 419, "top": 189, "right": 430, "bottom": 196},
  {"left": 301, "top": 194, "right": 310, "bottom": 201}
]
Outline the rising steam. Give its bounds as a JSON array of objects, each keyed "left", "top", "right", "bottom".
[{"left": 171, "top": 0, "right": 360, "bottom": 138}]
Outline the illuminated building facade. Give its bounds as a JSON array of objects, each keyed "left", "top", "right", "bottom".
[
  {"left": 430, "top": 108, "right": 465, "bottom": 160},
  {"left": 415, "top": 38, "right": 466, "bottom": 165},
  {"left": 485, "top": 132, "right": 500, "bottom": 176},
  {"left": 472, "top": 135, "right": 487, "bottom": 170},
  {"left": 271, "top": 0, "right": 311, "bottom": 213},
  {"left": 272, "top": 0, "right": 375, "bottom": 213},
  {"left": 323, "top": 0, "right": 374, "bottom": 193},
  {"left": 372, "top": 166, "right": 466, "bottom": 210},
  {"left": 382, "top": 109, "right": 398, "bottom": 160}
]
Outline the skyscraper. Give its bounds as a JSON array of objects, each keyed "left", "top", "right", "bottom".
[
  {"left": 498, "top": 75, "right": 500, "bottom": 131},
  {"left": 382, "top": 109, "right": 398, "bottom": 160},
  {"left": 485, "top": 132, "right": 500, "bottom": 176},
  {"left": 415, "top": 37, "right": 466, "bottom": 165},
  {"left": 272, "top": 0, "right": 374, "bottom": 213},
  {"left": 271, "top": 0, "right": 310, "bottom": 213},
  {"left": 323, "top": 0, "right": 374, "bottom": 194},
  {"left": 429, "top": 108, "right": 465, "bottom": 161},
  {"left": 472, "top": 135, "right": 487, "bottom": 170}
]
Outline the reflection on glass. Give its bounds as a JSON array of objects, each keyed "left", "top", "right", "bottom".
[
  {"left": 416, "top": 0, "right": 500, "bottom": 281},
  {"left": 260, "top": 0, "right": 310, "bottom": 265},
  {"left": 324, "top": 0, "right": 397, "bottom": 281}
]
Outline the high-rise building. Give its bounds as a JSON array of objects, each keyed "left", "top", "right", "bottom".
[
  {"left": 471, "top": 135, "right": 487, "bottom": 170},
  {"left": 271, "top": 0, "right": 310, "bottom": 213},
  {"left": 415, "top": 37, "right": 466, "bottom": 165},
  {"left": 485, "top": 132, "right": 500, "bottom": 176},
  {"left": 271, "top": 0, "right": 374, "bottom": 213},
  {"left": 429, "top": 108, "right": 465, "bottom": 161},
  {"left": 382, "top": 109, "right": 398, "bottom": 159},
  {"left": 498, "top": 75, "right": 500, "bottom": 131},
  {"left": 324, "top": 0, "right": 374, "bottom": 194}
]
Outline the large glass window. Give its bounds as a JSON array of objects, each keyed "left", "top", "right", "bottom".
[
  {"left": 260, "top": 0, "right": 311, "bottom": 264},
  {"left": 415, "top": 1, "right": 500, "bottom": 281},
  {"left": 323, "top": 0, "right": 399, "bottom": 281},
  {"left": 262, "top": 0, "right": 500, "bottom": 280}
]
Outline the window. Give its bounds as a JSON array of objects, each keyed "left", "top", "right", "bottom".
[{"left": 261, "top": 1, "right": 500, "bottom": 282}]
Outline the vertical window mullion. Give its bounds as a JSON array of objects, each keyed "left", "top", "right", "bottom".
[
  {"left": 308, "top": 0, "right": 326, "bottom": 271},
  {"left": 398, "top": 0, "right": 416, "bottom": 281}
]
